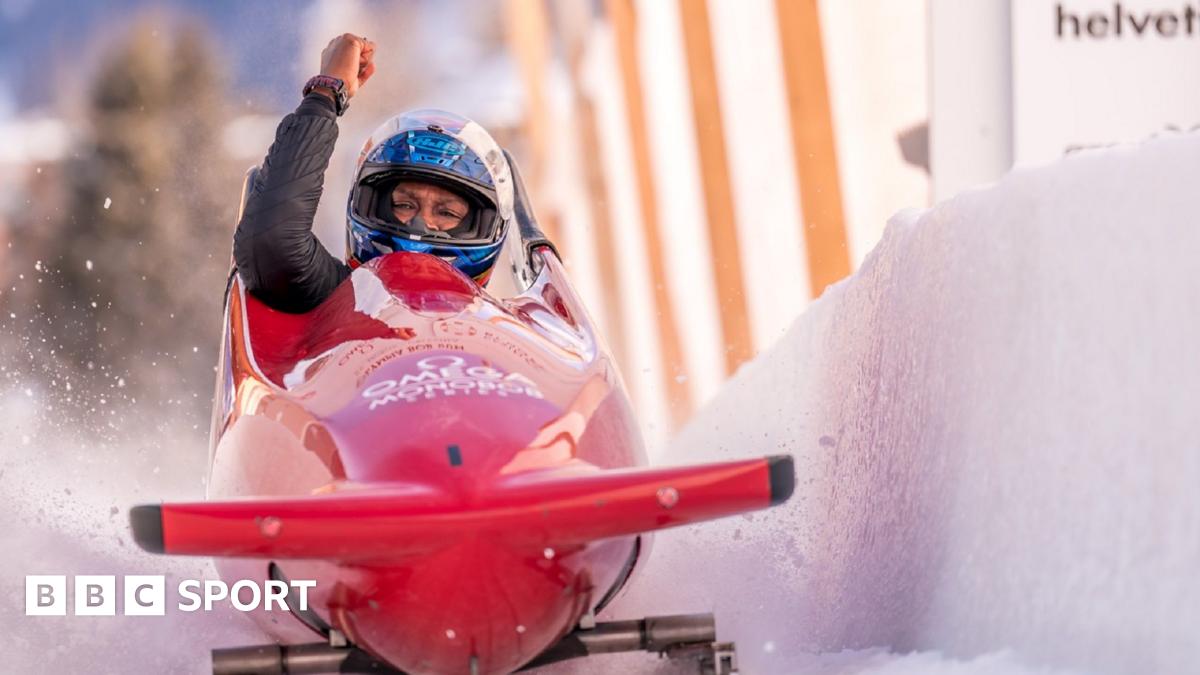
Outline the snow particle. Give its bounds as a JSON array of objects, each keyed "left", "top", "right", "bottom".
[
  {"left": 103, "top": 197, "right": 112, "bottom": 210},
  {"left": 85, "top": 260, "right": 94, "bottom": 271}
]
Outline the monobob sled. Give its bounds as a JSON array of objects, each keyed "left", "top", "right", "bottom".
[{"left": 130, "top": 156, "right": 794, "bottom": 675}]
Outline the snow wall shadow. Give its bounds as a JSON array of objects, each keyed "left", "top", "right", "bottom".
[{"left": 602, "top": 134, "right": 1200, "bottom": 674}]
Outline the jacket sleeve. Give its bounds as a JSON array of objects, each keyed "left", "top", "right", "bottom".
[{"left": 233, "top": 93, "right": 351, "bottom": 313}]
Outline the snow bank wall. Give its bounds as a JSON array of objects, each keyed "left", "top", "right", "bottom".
[{"left": 609, "top": 134, "right": 1200, "bottom": 674}]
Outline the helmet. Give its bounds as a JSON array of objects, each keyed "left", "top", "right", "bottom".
[{"left": 346, "top": 109, "right": 514, "bottom": 285}]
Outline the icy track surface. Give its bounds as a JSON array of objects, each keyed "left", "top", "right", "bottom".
[{"left": 583, "top": 133, "right": 1200, "bottom": 675}]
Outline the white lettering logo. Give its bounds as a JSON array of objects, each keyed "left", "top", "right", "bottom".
[
  {"left": 124, "top": 575, "right": 166, "bottom": 616},
  {"left": 24, "top": 576, "right": 316, "bottom": 615},
  {"left": 74, "top": 575, "right": 116, "bottom": 616},
  {"left": 25, "top": 575, "right": 66, "bottom": 616},
  {"left": 362, "top": 355, "right": 543, "bottom": 411}
]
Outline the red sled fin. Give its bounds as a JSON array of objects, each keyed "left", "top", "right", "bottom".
[{"left": 129, "top": 455, "right": 794, "bottom": 561}]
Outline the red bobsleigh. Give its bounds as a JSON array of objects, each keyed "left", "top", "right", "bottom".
[{"left": 130, "top": 157, "right": 793, "bottom": 675}]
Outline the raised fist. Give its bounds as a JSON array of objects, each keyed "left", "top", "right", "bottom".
[{"left": 319, "top": 33, "right": 376, "bottom": 99}]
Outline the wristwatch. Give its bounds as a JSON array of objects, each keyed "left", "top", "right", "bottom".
[{"left": 303, "top": 75, "right": 349, "bottom": 116}]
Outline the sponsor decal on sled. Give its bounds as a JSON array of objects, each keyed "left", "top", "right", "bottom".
[{"left": 361, "top": 354, "right": 543, "bottom": 410}]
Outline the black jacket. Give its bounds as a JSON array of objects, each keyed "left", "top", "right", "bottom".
[{"left": 233, "top": 93, "right": 350, "bottom": 313}]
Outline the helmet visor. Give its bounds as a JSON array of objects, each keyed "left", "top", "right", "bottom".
[{"left": 352, "top": 172, "right": 502, "bottom": 246}]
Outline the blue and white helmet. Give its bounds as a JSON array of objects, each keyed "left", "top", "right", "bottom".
[{"left": 346, "top": 109, "right": 514, "bottom": 284}]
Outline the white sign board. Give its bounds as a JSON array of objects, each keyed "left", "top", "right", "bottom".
[{"left": 1012, "top": 1, "right": 1200, "bottom": 166}]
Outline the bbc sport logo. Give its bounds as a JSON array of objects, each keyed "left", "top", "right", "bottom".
[{"left": 26, "top": 575, "right": 316, "bottom": 616}]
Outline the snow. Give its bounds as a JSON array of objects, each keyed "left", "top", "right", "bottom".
[
  {"left": 4, "top": 132, "right": 1198, "bottom": 673},
  {"left": 0, "top": 392, "right": 262, "bottom": 673},
  {"left": 595, "top": 132, "right": 1200, "bottom": 674}
]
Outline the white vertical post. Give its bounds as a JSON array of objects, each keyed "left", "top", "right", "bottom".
[{"left": 929, "top": 0, "right": 1013, "bottom": 201}]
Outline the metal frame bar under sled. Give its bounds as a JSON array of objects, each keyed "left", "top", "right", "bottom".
[{"left": 211, "top": 612, "right": 737, "bottom": 674}]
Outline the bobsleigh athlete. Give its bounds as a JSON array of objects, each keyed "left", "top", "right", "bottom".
[
  {"left": 234, "top": 33, "right": 516, "bottom": 313},
  {"left": 136, "top": 32, "right": 794, "bottom": 675}
]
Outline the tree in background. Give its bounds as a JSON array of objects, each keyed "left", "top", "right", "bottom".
[{"left": 2, "top": 13, "right": 238, "bottom": 427}]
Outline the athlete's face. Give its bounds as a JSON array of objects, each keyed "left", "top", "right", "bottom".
[{"left": 390, "top": 181, "right": 469, "bottom": 231}]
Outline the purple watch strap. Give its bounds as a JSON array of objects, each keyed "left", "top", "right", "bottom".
[{"left": 303, "top": 75, "right": 348, "bottom": 116}]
